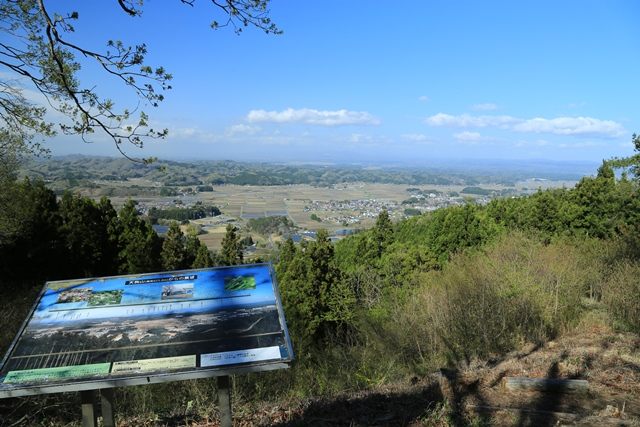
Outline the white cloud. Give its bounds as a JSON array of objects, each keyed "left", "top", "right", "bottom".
[
  {"left": 513, "top": 116, "right": 624, "bottom": 138},
  {"left": 348, "top": 133, "right": 373, "bottom": 143},
  {"left": 558, "top": 141, "right": 600, "bottom": 148},
  {"left": 418, "top": 95, "right": 430, "bottom": 102},
  {"left": 471, "top": 103, "right": 498, "bottom": 111},
  {"left": 166, "top": 126, "right": 219, "bottom": 142},
  {"left": 453, "top": 131, "right": 486, "bottom": 143},
  {"left": 246, "top": 108, "right": 380, "bottom": 126},
  {"left": 226, "top": 124, "right": 261, "bottom": 136},
  {"left": 401, "top": 133, "right": 431, "bottom": 142},
  {"left": 426, "top": 113, "right": 625, "bottom": 139},
  {"left": 173, "top": 127, "right": 197, "bottom": 137},
  {"left": 425, "top": 113, "right": 518, "bottom": 128}
]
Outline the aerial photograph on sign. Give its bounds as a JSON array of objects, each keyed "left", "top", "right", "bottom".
[{"left": 0, "top": 264, "right": 292, "bottom": 389}]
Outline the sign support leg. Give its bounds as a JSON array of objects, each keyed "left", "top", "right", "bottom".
[
  {"left": 217, "top": 375, "right": 233, "bottom": 427},
  {"left": 100, "top": 388, "right": 116, "bottom": 427},
  {"left": 80, "top": 390, "right": 98, "bottom": 427}
]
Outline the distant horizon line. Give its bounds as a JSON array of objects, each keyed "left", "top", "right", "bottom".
[{"left": 42, "top": 153, "right": 602, "bottom": 167}]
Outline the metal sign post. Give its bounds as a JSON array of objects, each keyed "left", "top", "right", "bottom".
[
  {"left": 100, "top": 388, "right": 116, "bottom": 427},
  {"left": 79, "top": 388, "right": 115, "bottom": 427},
  {"left": 80, "top": 390, "right": 98, "bottom": 427},
  {"left": 217, "top": 375, "right": 233, "bottom": 427}
]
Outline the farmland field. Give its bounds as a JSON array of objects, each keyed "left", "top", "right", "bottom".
[{"left": 99, "top": 180, "right": 577, "bottom": 251}]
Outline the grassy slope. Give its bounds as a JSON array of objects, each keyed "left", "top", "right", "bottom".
[{"left": 193, "top": 304, "right": 640, "bottom": 426}]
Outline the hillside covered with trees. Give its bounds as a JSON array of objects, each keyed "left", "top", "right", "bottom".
[{"left": 21, "top": 156, "right": 592, "bottom": 192}]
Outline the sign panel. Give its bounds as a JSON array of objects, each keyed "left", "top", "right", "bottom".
[{"left": 0, "top": 264, "right": 293, "bottom": 397}]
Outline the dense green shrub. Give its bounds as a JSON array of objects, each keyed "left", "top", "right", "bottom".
[
  {"left": 246, "top": 215, "right": 294, "bottom": 235},
  {"left": 381, "top": 233, "right": 591, "bottom": 370},
  {"left": 602, "top": 261, "right": 640, "bottom": 332},
  {"left": 148, "top": 204, "right": 220, "bottom": 222}
]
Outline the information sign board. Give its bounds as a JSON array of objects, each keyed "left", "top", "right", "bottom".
[{"left": 0, "top": 263, "right": 293, "bottom": 398}]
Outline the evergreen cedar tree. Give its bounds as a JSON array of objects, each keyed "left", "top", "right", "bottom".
[
  {"left": 161, "top": 222, "right": 188, "bottom": 271},
  {"left": 162, "top": 222, "right": 214, "bottom": 270},
  {"left": 277, "top": 229, "right": 354, "bottom": 353},
  {"left": 220, "top": 224, "right": 243, "bottom": 266},
  {"left": 0, "top": 191, "right": 223, "bottom": 281}
]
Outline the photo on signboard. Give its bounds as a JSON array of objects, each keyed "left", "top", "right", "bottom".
[
  {"left": 88, "top": 290, "right": 123, "bottom": 306},
  {"left": 161, "top": 283, "right": 194, "bottom": 300},
  {"left": 224, "top": 275, "right": 256, "bottom": 291},
  {"left": 56, "top": 288, "right": 92, "bottom": 304}
]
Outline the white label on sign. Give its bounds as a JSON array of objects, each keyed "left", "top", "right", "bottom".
[{"left": 200, "top": 346, "right": 281, "bottom": 367}]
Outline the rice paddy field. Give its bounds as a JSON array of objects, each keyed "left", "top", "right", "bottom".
[{"left": 196, "top": 183, "right": 415, "bottom": 229}]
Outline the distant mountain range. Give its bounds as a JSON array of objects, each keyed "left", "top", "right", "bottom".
[{"left": 21, "top": 155, "right": 597, "bottom": 189}]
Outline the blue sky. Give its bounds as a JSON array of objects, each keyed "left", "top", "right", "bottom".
[{"left": 33, "top": 1, "right": 640, "bottom": 164}]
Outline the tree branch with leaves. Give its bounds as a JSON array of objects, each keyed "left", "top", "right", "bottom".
[
  {"left": 606, "top": 133, "right": 640, "bottom": 180},
  {"left": 0, "top": 0, "right": 280, "bottom": 163}
]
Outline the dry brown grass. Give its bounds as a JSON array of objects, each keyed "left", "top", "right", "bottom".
[{"left": 196, "top": 232, "right": 226, "bottom": 251}]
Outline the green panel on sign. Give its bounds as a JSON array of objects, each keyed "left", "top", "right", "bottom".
[
  {"left": 3, "top": 363, "right": 112, "bottom": 384},
  {"left": 224, "top": 275, "right": 256, "bottom": 291}
]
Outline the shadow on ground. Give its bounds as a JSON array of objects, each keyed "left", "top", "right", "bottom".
[{"left": 272, "top": 382, "right": 444, "bottom": 426}]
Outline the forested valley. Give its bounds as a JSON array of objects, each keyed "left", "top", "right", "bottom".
[{"left": 2, "top": 145, "right": 640, "bottom": 424}]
